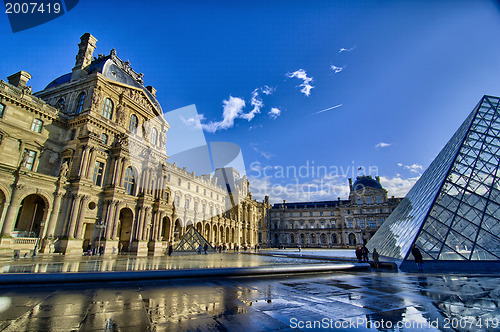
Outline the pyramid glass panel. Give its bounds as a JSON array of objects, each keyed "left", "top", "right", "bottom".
[{"left": 367, "top": 96, "right": 500, "bottom": 270}]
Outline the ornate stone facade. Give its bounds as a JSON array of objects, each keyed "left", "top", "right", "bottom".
[
  {"left": 268, "top": 176, "right": 402, "bottom": 248},
  {"left": 0, "top": 33, "right": 266, "bottom": 256}
]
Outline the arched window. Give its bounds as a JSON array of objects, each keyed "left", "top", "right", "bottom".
[
  {"left": 129, "top": 114, "right": 138, "bottom": 133},
  {"left": 150, "top": 127, "right": 158, "bottom": 145},
  {"left": 124, "top": 167, "right": 136, "bottom": 195},
  {"left": 55, "top": 98, "right": 65, "bottom": 111},
  {"left": 101, "top": 98, "right": 113, "bottom": 120},
  {"left": 75, "top": 92, "right": 85, "bottom": 114}
]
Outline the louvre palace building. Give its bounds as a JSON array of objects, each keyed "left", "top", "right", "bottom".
[
  {"left": 0, "top": 33, "right": 271, "bottom": 255},
  {"left": 269, "top": 176, "right": 402, "bottom": 248}
]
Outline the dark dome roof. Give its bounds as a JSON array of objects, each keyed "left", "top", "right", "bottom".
[
  {"left": 352, "top": 176, "right": 382, "bottom": 191},
  {"left": 43, "top": 52, "right": 162, "bottom": 114}
]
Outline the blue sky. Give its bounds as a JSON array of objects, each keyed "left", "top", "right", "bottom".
[{"left": 2, "top": 0, "right": 500, "bottom": 203}]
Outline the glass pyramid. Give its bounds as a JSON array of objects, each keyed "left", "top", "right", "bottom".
[
  {"left": 175, "top": 226, "right": 215, "bottom": 253},
  {"left": 367, "top": 96, "right": 500, "bottom": 268}
]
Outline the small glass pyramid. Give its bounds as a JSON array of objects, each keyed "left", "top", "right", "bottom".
[{"left": 175, "top": 226, "right": 215, "bottom": 253}]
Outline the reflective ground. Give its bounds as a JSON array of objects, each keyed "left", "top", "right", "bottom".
[
  {"left": 0, "top": 252, "right": 333, "bottom": 274},
  {"left": 1, "top": 271, "right": 500, "bottom": 331}
]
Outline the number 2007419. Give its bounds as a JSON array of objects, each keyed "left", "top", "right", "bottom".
[{"left": 5, "top": 2, "right": 61, "bottom": 14}]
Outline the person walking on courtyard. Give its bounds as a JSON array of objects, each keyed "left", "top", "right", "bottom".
[
  {"left": 198, "top": 245, "right": 202, "bottom": 254},
  {"left": 204, "top": 243, "right": 209, "bottom": 254},
  {"left": 411, "top": 244, "right": 424, "bottom": 272},
  {"left": 168, "top": 243, "right": 173, "bottom": 256},
  {"left": 118, "top": 242, "right": 123, "bottom": 254},
  {"left": 355, "top": 246, "right": 362, "bottom": 262},
  {"left": 298, "top": 244, "right": 301, "bottom": 252},
  {"left": 372, "top": 248, "right": 380, "bottom": 268},
  {"left": 361, "top": 245, "right": 369, "bottom": 262}
]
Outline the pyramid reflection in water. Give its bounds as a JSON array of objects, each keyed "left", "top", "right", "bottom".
[{"left": 367, "top": 95, "right": 500, "bottom": 271}]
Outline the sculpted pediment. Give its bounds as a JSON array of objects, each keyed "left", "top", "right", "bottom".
[{"left": 108, "top": 83, "right": 160, "bottom": 117}]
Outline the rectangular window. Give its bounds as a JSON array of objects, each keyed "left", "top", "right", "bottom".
[
  {"left": 320, "top": 211, "right": 323, "bottom": 216},
  {"left": 24, "top": 149, "right": 37, "bottom": 171},
  {"left": 359, "top": 219, "right": 365, "bottom": 228},
  {"left": 0, "top": 103, "right": 5, "bottom": 118},
  {"left": 357, "top": 197, "right": 362, "bottom": 205},
  {"left": 380, "top": 218, "right": 385, "bottom": 225},
  {"left": 289, "top": 212, "right": 293, "bottom": 217},
  {"left": 348, "top": 220, "right": 353, "bottom": 228},
  {"left": 376, "top": 196, "right": 383, "bottom": 204},
  {"left": 31, "top": 118, "right": 43, "bottom": 133},
  {"left": 369, "top": 220, "right": 377, "bottom": 228},
  {"left": 366, "top": 197, "right": 372, "bottom": 205},
  {"left": 101, "top": 133, "right": 108, "bottom": 145},
  {"left": 92, "top": 161, "right": 105, "bottom": 186},
  {"left": 331, "top": 211, "right": 334, "bottom": 216},
  {"left": 309, "top": 212, "right": 313, "bottom": 216}
]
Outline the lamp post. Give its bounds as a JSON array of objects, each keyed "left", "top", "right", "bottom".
[
  {"left": 33, "top": 220, "right": 45, "bottom": 257},
  {"left": 95, "top": 219, "right": 106, "bottom": 256}
]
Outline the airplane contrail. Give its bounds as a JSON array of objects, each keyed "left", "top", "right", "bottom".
[{"left": 311, "top": 104, "right": 343, "bottom": 116}]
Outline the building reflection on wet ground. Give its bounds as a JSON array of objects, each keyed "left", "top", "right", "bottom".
[
  {"left": 1, "top": 269, "right": 499, "bottom": 331},
  {"left": 0, "top": 252, "right": 331, "bottom": 274}
]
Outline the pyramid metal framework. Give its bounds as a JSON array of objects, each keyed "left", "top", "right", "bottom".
[
  {"left": 174, "top": 226, "right": 215, "bottom": 252},
  {"left": 367, "top": 95, "right": 500, "bottom": 269}
]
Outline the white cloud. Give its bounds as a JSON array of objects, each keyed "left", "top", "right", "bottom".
[
  {"left": 380, "top": 175, "right": 420, "bottom": 198},
  {"left": 286, "top": 69, "right": 314, "bottom": 96},
  {"left": 375, "top": 142, "right": 391, "bottom": 149},
  {"left": 398, "top": 163, "right": 423, "bottom": 173},
  {"left": 330, "top": 65, "right": 345, "bottom": 73},
  {"left": 269, "top": 107, "right": 281, "bottom": 119},
  {"left": 311, "top": 104, "right": 342, "bottom": 116},
  {"left": 179, "top": 114, "right": 204, "bottom": 130},
  {"left": 261, "top": 85, "right": 276, "bottom": 95},
  {"left": 201, "top": 96, "right": 246, "bottom": 133},
  {"left": 339, "top": 46, "right": 355, "bottom": 53},
  {"left": 240, "top": 89, "right": 262, "bottom": 121},
  {"left": 250, "top": 143, "right": 273, "bottom": 160}
]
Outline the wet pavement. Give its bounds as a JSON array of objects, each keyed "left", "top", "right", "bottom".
[
  {"left": 0, "top": 252, "right": 336, "bottom": 274},
  {"left": 0, "top": 270, "right": 499, "bottom": 331},
  {"left": 0, "top": 251, "right": 499, "bottom": 331}
]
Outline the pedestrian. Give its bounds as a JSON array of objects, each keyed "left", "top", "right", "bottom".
[
  {"left": 355, "top": 247, "right": 362, "bottom": 262},
  {"left": 372, "top": 248, "right": 380, "bottom": 268},
  {"left": 298, "top": 244, "right": 301, "bottom": 252},
  {"left": 411, "top": 244, "right": 424, "bottom": 272},
  {"left": 87, "top": 242, "right": 93, "bottom": 256},
  {"left": 99, "top": 244, "right": 105, "bottom": 256},
  {"left": 361, "top": 245, "right": 369, "bottom": 262},
  {"left": 118, "top": 242, "right": 123, "bottom": 254},
  {"left": 204, "top": 243, "right": 209, "bottom": 254},
  {"left": 168, "top": 243, "right": 173, "bottom": 256},
  {"left": 198, "top": 245, "right": 202, "bottom": 254}
]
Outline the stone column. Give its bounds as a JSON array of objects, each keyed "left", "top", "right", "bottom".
[
  {"left": 111, "top": 202, "right": 121, "bottom": 239},
  {"left": 85, "top": 148, "right": 96, "bottom": 179},
  {"left": 1, "top": 184, "right": 24, "bottom": 235},
  {"left": 45, "top": 192, "right": 63, "bottom": 238},
  {"left": 119, "top": 158, "right": 127, "bottom": 187},
  {"left": 136, "top": 207, "right": 144, "bottom": 241},
  {"left": 67, "top": 194, "right": 83, "bottom": 238},
  {"left": 75, "top": 195, "right": 90, "bottom": 238},
  {"left": 78, "top": 146, "right": 89, "bottom": 178}
]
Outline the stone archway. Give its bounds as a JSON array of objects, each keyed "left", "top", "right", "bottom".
[
  {"left": 0, "top": 189, "right": 6, "bottom": 226},
  {"left": 162, "top": 216, "right": 171, "bottom": 241},
  {"left": 348, "top": 233, "right": 356, "bottom": 245},
  {"left": 14, "top": 194, "right": 47, "bottom": 238},
  {"left": 196, "top": 222, "right": 203, "bottom": 234},
  {"left": 174, "top": 219, "right": 182, "bottom": 241},
  {"left": 118, "top": 207, "right": 134, "bottom": 252}
]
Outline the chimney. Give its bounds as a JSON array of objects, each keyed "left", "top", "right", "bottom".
[
  {"left": 146, "top": 85, "right": 157, "bottom": 97},
  {"left": 71, "top": 33, "right": 98, "bottom": 81},
  {"left": 7, "top": 71, "right": 31, "bottom": 88},
  {"left": 376, "top": 176, "right": 380, "bottom": 182},
  {"left": 348, "top": 178, "right": 353, "bottom": 191}
]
